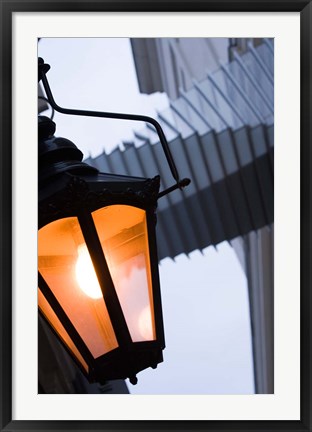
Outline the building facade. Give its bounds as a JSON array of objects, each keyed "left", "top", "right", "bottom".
[{"left": 129, "top": 37, "right": 274, "bottom": 393}]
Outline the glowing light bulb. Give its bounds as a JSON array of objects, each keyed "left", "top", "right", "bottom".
[{"left": 75, "top": 244, "right": 102, "bottom": 299}]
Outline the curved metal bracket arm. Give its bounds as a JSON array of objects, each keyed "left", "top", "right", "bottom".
[{"left": 38, "top": 58, "right": 190, "bottom": 198}]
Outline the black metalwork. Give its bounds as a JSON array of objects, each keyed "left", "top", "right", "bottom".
[
  {"left": 38, "top": 127, "right": 165, "bottom": 384},
  {"left": 38, "top": 58, "right": 190, "bottom": 198}
]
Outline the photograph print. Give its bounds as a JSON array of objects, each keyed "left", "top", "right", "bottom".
[{"left": 37, "top": 37, "right": 274, "bottom": 395}]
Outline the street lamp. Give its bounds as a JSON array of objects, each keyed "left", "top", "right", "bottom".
[{"left": 38, "top": 58, "right": 190, "bottom": 385}]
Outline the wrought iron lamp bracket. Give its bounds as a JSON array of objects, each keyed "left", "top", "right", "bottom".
[{"left": 38, "top": 58, "right": 190, "bottom": 199}]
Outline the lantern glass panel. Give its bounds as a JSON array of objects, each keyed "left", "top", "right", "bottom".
[
  {"left": 38, "top": 217, "right": 118, "bottom": 358},
  {"left": 92, "top": 205, "right": 156, "bottom": 342},
  {"left": 38, "top": 289, "right": 88, "bottom": 371}
]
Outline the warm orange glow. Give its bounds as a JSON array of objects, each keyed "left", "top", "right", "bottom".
[
  {"left": 38, "top": 217, "right": 118, "bottom": 359},
  {"left": 75, "top": 244, "right": 102, "bottom": 299},
  {"left": 92, "top": 205, "right": 156, "bottom": 342},
  {"left": 38, "top": 289, "right": 88, "bottom": 372},
  {"left": 38, "top": 203, "right": 156, "bottom": 369}
]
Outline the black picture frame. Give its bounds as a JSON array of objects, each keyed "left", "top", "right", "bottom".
[{"left": 1, "top": 1, "right": 310, "bottom": 431}]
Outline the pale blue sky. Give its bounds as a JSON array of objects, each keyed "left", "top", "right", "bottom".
[{"left": 38, "top": 37, "right": 254, "bottom": 394}]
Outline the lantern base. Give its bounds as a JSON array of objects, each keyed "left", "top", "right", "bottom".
[{"left": 89, "top": 343, "right": 164, "bottom": 385}]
